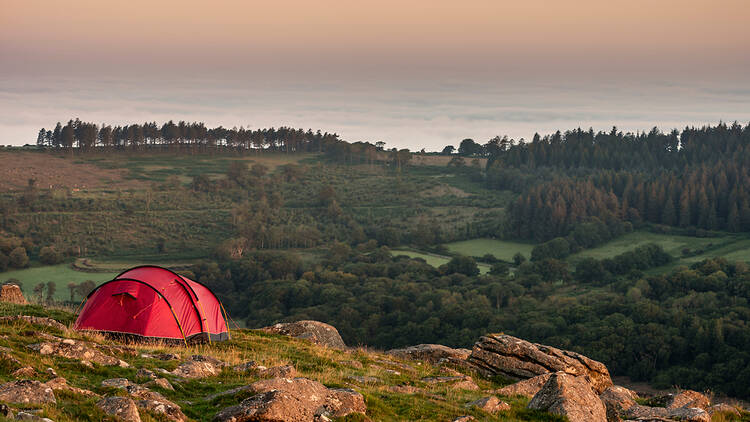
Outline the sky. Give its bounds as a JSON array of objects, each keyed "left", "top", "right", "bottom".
[{"left": 1, "top": 0, "right": 749, "bottom": 150}]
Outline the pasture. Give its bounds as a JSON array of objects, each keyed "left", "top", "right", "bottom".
[
  {"left": 1, "top": 264, "right": 117, "bottom": 302},
  {"left": 393, "top": 249, "right": 491, "bottom": 274},
  {"left": 443, "top": 238, "right": 534, "bottom": 261}
]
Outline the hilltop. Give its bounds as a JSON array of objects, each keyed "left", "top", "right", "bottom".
[{"left": 0, "top": 301, "right": 748, "bottom": 422}]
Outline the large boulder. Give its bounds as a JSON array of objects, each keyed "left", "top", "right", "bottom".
[
  {"left": 465, "top": 396, "right": 511, "bottom": 413},
  {"left": 386, "top": 344, "right": 471, "bottom": 365},
  {"left": 527, "top": 372, "right": 607, "bottom": 422},
  {"left": 261, "top": 320, "right": 346, "bottom": 349},
  {"left": 126, "top": 385, "right": 186, "bottom": 422},
  {"left": 494, "top": 373, "right": 551, "bottom": 398},
  {"left": 0, "top": 283, "right": 27, "bottom": 304},
  {"left": 599, "top": 385, "right": 638, "bottom": 421},
  {"left": 667, "top": 406, "right": 711, "bottom": 422},
  {"left": 468, "top": 334, "right": 613, "bottom": 393},
  {"left": 97, "top": 396, "right": 141, "bottom": 422},
  {"left": 172, "top": 355, "right": 224, "bottom": 378},
  {"left": 213, "top": 377, "right": 366, "bottom": 422},
  {"left": 0, "top": 380, "right": 56, "bottom": 405},
  {"left": 663, "top": 390, "right": 710, "bottom": 411}
]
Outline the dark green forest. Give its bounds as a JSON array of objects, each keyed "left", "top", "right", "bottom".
[{"left": 9, "top": 119, "right": 750, "bottom": 400}]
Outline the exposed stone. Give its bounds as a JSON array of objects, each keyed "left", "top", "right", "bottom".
[
  {"left": 0, "top": 315, "right": 65, "bottom": 331},
  {"left": 600, "top": 385, "right": 639, "bottom": 421},
  {"left": 0, "top": 380, "right": 56, "bottom": 404},
  {"left": 465, "top": 396, "right": 511, "bottom": 413},
  {"left": 422, "top": 375, "right": 479, "bottom": 390},
  {"left": 259, "top": 364, "right": 296, "bottom": 379},
  {"left": 14, "top": 411, "right": 54, "bottom": 421},
  {"left": 135, "top": 368, "right": 156, "bottom": 380},
  {"left": 101, "top": 378, "right": 133, "bottom": 389},
  {"left": 126, "top": 385, "right": 186, "bottom": 422},
  {"left": 0, "top": 403, "right": 13, "bottom": 419},
  {"left": 709, "top": 403, "right": 741, "bottom": 416},
  {"left": 663, "top": 390, "right": 710, "bottom": 411},
  {"left": 213, "top": 377, "right": 366, "bottom": 422},
  {"left": 494, "top": 373, "right": 552, "bottom": 398},
  {"left": 340, "top": 360, "right": 363, "bottom": 369},
  {"left": 145, "top": 378, "right": 174, "bottom": 391},
  {"left": 0, "top": 283, "right": 27, "bottom": 304},
  {"left": 28, "top": 339, "right": 128, "bottom": 367},
  {"left": 262, "top": 320, "right": 346, "bottom": 349},
  {"left": 97, "top": 396, "right": 141, "bottom": 422},
  {"left": 172, "top": 356, "right": 221, "bottom": 378},
  {"left": 528, "top": 372, "right": 607, "bottom": 422},
  {"left": 386, "top": 344, "right": 471, "bottom": 364},
  {"left": 45, "top": 377, "right": 99, "bottom": 398},
  {"left": 468, "top": 334, "right": 613, "bottom": 394},
  {"left": 45, "top": 368, "right": 57, "bottom": 377},
  {"left": 232, "top": 361, "right": 258, "bottom": 372},
  {"left": 0, "top": 349, "right": 21, "bottom": 367},
  {"left": 667, "top": 406, "right": 710, "bottom": 422},
  {"left": 451, "top": 417, "right": 475, "bottom": 422},
  {"left": 624, "top": 404, "right": 670, "bottom": 419},
  {"left": 346, "top": 375, "right": 381, "bottom": 384},
  {"left": 12, "top": 366, "right": 36, "bottom": 378}
]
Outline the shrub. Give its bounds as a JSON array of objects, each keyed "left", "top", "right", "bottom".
[
  {"left": 39, "top": 246, "right": 64, "bottom": 265},
  {"left": 8, "top": 247, "right": 28, "bottom": 268}
]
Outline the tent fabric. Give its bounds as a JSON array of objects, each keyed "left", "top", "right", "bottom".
[{"left": 74, "top": 265, "right": 229, "bottom": 344}]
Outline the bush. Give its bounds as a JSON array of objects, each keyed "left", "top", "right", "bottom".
[
  {"left": 39, "top": 246, "right": 64, "bottom": 265},
  {"left": 8, "top": 247, "right": 28, "bottom": 268},
  {"left": 0, "top": 252, "right": 8, "bottom": 271}
]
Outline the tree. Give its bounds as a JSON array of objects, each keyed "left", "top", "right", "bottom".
[
  {"left": 46, "top": 281, "right": 56, "bottom": 302},
  {"left": 8, "top": 247, "right": 28, "bottom": 268},
  {"left": 67, "top": 282, "right": 78, "bottom": 302},
  {"left": 458, "top": 138, "right": 483, "bottom": 156},
  {"left": 227, "top": 161, "right": 248, "bottom": 185},
  {"left": 440, "top": 255, "right": 479, "bottom": 276},
  {"left": 39, "top": 246, "right": 63, "bottom": 265},
  {"left": 33, "top": 282, "right": 45, "bottom": 301},
  {"left": 490, "top": 262, "right": 510, "bottom": 276},
  {"left": 513, "top": 252, "right": 527, "bottom": 266},
  {"left": 441, "top": 145, "right": 455, "bottom": 155}
]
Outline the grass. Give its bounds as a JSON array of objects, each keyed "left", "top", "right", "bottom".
[
  {"left": 442, "top": 238, "right": 535, "bottom": 262},
  {"left": 393, "top": 249, "right": 492, "bottom": 274},
  {"left": 0, "top": 303, "right": 563, "bottom": 422},
  {"left": 1, "top": 264, "right": 117, "bottom": 302}
]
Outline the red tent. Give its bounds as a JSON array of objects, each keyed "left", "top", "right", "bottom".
[{"left": 74, "top": 265, "right": 229, "bottom": 344}]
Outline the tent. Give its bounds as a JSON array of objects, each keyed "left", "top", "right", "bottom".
[{"left": 74, "top": 265, "right": 229, "bottom": 345}]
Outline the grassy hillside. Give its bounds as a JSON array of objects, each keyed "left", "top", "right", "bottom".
[{"left": 0, "top": 303, "right": 560, "bottom": 422}]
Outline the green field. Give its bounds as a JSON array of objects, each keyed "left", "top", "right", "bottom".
[
  {"left": 442, "top": 238, "right": 534, "bottom": 261},
  {"left": 1, "top": 264, "right": 117, "bottom": 302},
  {"left": 393, "top": 249, "right": 491, "bottom": 274}
]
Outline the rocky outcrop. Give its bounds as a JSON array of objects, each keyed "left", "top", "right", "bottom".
[
  {"left": 213, "top": 377, "right": 366, "bottom": 422},
  {"left": 126, "top": 385, "right": 187, "bottom": 422},
  {"left": 494, "top": 373, "right": 551, "bottom": 398},
  {"left": 600, "top": 385, "right": 638, "bottom": 421},
  {"left": 262, "top": 320, "right": 346, "bottom": 349},
  {"left": 667, "top": 406, "right": 710, "bottom": 422},
  {"left": 624, "top": 404, "right": 670, "bottom": 419},
  {"left": 527, "top": 372, "right": 607, "bottom": 422},
  {"left": 172, "top": 355, "right": 224, "bottom": 378},
  {"left": 97, "top": 396, "right": 141, "bottom": 422},
  {"left": 421, "top": 375, "right": 479, "bottom": 391},
  {"left": 465, "top": 396, "right": 511, "bottom": 413},
  {"left": 386, "top": 344, "right": 471, "bottom": 365},
  {"left": 0, "top": 380, "right": 56, "bottom": 405},
  {"left": 45, "top": 377, "right": 99, "bottom": 398},
  {"left": 0, "top": 315, "right": 66, "bottom": 331},
  {"left": 28, "top": 338, "right": 128, "bottom": 367},
  {"left": 468, "top": 334, "right": 613, "bottom": 393},
  {"left": 144, "top": 378, "right": 174, "bottom": 391},
  {"left": 663, "top": 390, "right": 710, "bottom": 411},
  {"left": 709, "top": 403, "right": 741, "bottom": 416},
  {"left": 0, "top": 283, "right": 27, "bottom": 304}
]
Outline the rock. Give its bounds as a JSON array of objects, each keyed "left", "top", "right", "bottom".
[
  {"left": 600, "top": 385, "right": 638, "bottom": 421},
  {"left": 172, "top": 355, "right": 222, "bottom": 378},
  {"left": 494, "top": 373, "right": 552, "bottom": 398},
  {"left": 28, "top": 339, "right": 127, "bottom": 367},
  {"left": 452, "top": 378, "right": 480, "bottom": 391},
  {"left": 213, "top": 377, "right": 366, "bottom": 422},
  {"left": 259, "top": 364, "right": 296, "bottom": 379},
  {"left": 664, "top": 390, "right": 710, "bottom": 411},
  {"left": 451, "top": 417, "right": 475, "bottom": 422},
  {"left": 14, "top": 411, "right": 55, "bottom": 421},
  {"left": 468, "top": 334, "right": 613, "bottom": 394},
  {"left": 126, "top": 385, "right": 186, "bottom": 422},
  {"left": 422, "top": 375, "right": 479, "bottom": 390},
  {"left": 135, "top": 368, "right": 156, "bottom": 380},
  {"left": 45, "top": 368, "right": 57, "bottom": 377},
  {"left": 145, "top": 378, "right": 174, "bottom": 391},
  {"left": 0, "top": 283, "right": 27, "bottom": 304},
  {"left": 101, "top": 378, "right": 133, "bottom": 389},
  {"left": 340, "top": 360, "right": 363, "bottom": 369},
  {"left": 0, "top": 349, "right": 21, "bottom": 367},
  {"left": 624, "top": 404, "right": 670, "bottom": 419},
  {"left": 0, "top": 403, "right": 14, "bottom": 419},
  {"left": 232, "top": 361, "right": 258, "bottom": 372},
  {"left": 386, "top": 344, "right": 471, "bottom": 364},
  {"left": 0, "top": 380, "right": 56, "bottom": 404},
  {"left": 465, "top": 396, "right": 511, "bottom": 413},
  {"left": 262, "top": 320, "right": 346, "bottom": 349},
  {"left": 45, "top": 377, "right": 99, "bottom": 398},
  {"left": 97, "top": 396, "right": 141, "bottom": 422},
  {"left": 709, "top": 403, "right": 741, "bottom": 416},
  {"left": 528, "top": 372, "right": 607, "bottom": 422},
  {"left": 12, "top": 366, "right": 36, "bottom": 378},
  {"left": 0, "top": 315, "right": 65, "bottom": 331},
  {"left": 346, "top": 375, "right": 381, "bottom": 384},
  {"left": 667, "top": 406, "right": 710, "bottom": 422}
]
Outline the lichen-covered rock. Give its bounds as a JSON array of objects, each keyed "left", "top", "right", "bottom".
[
  {"left": 232, "top": 361, "right": 258, "bottom": 372},
  {"left": 262, "top": 320, "right": 346, "bottom": 349},
  {"left": 213, "top": 377, "right": 366, "bottom": 422},
  {"left": 97, "top": 396, "right": 141, "bottom": 422},
  {"left": 101, "top": 378, "right": 133, "bottom": 389},
  {"left": 0, "top": 283, "right": 27, "bottom": 304},
  {"left": 709, "top": 403, "right": 741, "bottom": 416},
  {"left": 45, "top": 377, "right": 99, "bottom": 398},
  {"left": 600, "top": 385, "right": 638, "bottom": 421},
  {"left": 623, "top": 404, "right": 670, "bottom": 419},
  {"left": 528, "top": 372, "right": 607, "bottom": 422},
  {"left": 12, "top": 366, "right": 36, "bottom": 378},
  {"left": 144, "top": 378, "right": 174, "bottom": 391},
  {"left": 663, "top": 390, "right": 710, "bottom": 411},
  {"left": 469, "top": 334, "right": 613, "bottom": 394},
  {"left": 465, "top": 396, "right": 511, "bottom": 413},
  {"left": 172, "top": 356, "right": 221, "bottom": 378},
  {"left": 668, "top": 406, "right": 710, "bottom": 422},
  {"left": 259, "top": 364, "right": 296, "bottom": 378},
  {"left": 135, "top": 368, "right": 156, "bottom": 380},
  {"left": 126, "top": 385, "right": 186, "bottom": 422},
  {"left": 386, "top": 344, "right": 471, "bottom": 364},
  {"left": 0, "top": 315, "right": 65, "bottom": 331},
  {"left": 494, "top": 373, "right": 552, "bottom": 398},
  {"left": 422, "top": 375, "right": 479, "bottom": 390},
  {"left": 28, "top": 338, "right": 128, "bottom": 367},
  {"left": 0, "top": 380, "right": 56, "bottom": 405}
]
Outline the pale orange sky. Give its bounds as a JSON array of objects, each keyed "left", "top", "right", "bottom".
[{"left": 1, "top": 0, "right": 749, "bottom": 147}]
